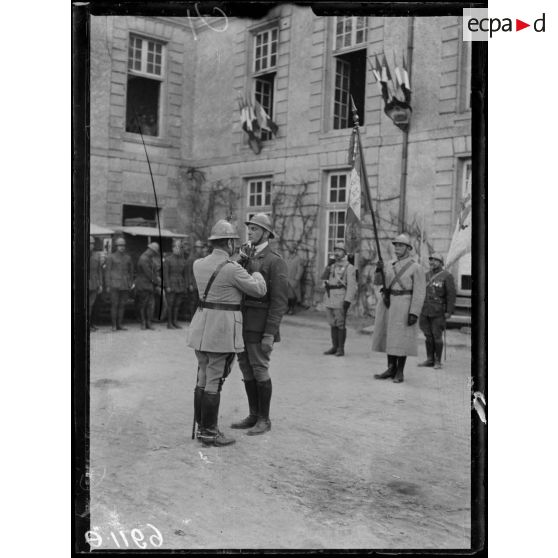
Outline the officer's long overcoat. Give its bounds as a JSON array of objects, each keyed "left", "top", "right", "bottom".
[
  {"left": 371, "top": 255, "right": 426, "bottom": 356},
  {"left": 242, "top": 245, "right": 289, "bottom": 344},
  {"left": 187, "top": 249, "right": 267, "bottom": 353},
  {"left": 135, "top": 250, "right": 160, "bottom": 292}
]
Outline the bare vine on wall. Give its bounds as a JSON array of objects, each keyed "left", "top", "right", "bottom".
[{"left": 178, "top": 166, "right": 240, "bottom": 243}]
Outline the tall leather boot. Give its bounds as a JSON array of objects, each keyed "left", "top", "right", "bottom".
[
  {"left": 117, "top": 297, "right": 127, "bottom": 331},
  {"left": 110, "top": 297, "right": 118, "bottom": 331},
  {"left": 145, "top": 299, "right": 156, "bottom": 330},
  {"left": 172, "top": 302, "right": 182, "bottom": 329},
  {"left": 335, "top": 327, "right": 346, "bottom": 356},
  {"left": 433, "top": 339, "right": 443, "bottom": 369},
  {"left": 167, "top": 294, "right": 175, "bottom": 329},
  {"left": 247, "top": 379, "right": 272, "bottom": 436},
  {"left": 199, "top": 392, "right": 235, "bottom": 447},
  {"left": 230, "top": 380, "right": 259, "bottom": 429},
  {"left": 139, "top": 307, "right": 147, "bottom": 330},
  {"left": 393, "top": 356, "right": 407, "bottom": 383},
  {"left": 324, "top": 327, "right": 339, "bottom": 355},
  {"left": 418, "top": 338, "right": 435, "bottom": 367},
  {"left": 193, "top": 386, "right": 204, "bottom": 439},
  {"left": 374, "top": 355, "right": 397, "bottom": 379}
]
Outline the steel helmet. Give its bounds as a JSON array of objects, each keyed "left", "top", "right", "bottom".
[
  {"left": 208, "top": 220, "right": 240, "bottom": 240},
  {"left": 245, "top": 213, "right": 275, "bottom": 239},
  {"left": 334, "top": 242, "right": 347, "bottom": 253},
  {"left": 147, "top": 242, "right": 160, "bottom": 254},
  {"left": 114, "top": 237, "right": 126, "bottom": 246},
  {"left": 392, "top": 234, "right": 413, "bottom": 248},
  {"left": 429, "top": 252, "right": 444, "bottom": 264}
]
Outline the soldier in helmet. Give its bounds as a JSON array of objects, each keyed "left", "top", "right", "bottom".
[
  {"left": 88, "top": 236, "right": 103, "bottom": 331},
  {"left": 105, "top": 237, "right": 134, "bottom": 331},
  {"left": 321, "top": 242, "right": 357, "bottom": 356},
  {"left": 185, "top": 240, "right": 205, "bottom": 319},
  {"left": 187, "top": 220, "right": 267, "bottom": 447},
  {"left": 163, "top": 240, "right": 188, "bottom": 329},
  {"left": 136, "top": 242, "right": 161, "bottom": 330},
  {"left": 418, "top": 253, "right": 456, "bottom": 369},
  {"left": 371, "top": 234, "right": 426, "bottom": 383},
  {"left": 231, "top": 213, "right": 289, "bottom": 436}
]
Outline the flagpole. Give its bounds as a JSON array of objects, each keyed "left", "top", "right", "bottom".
[{"left": 350, "top": 96, "right": 386, "bottom": 292}]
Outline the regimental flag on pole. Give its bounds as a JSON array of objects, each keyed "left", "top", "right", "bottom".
[
  {"left": 254, "top": 101, "right": 279, "bottom": 137},
  {"left": 445, "top": 193, "right": 472, "bottom": 268},
  {"left": 238, "top": 96, "right": 279, "bottom": 155}
]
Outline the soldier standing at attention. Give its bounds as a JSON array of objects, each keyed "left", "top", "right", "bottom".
[
  {"left": 187, "top": 220, "right": 267, "bottom": 447},
  {"left": 105, "top": 237, "right": 134, "bottom": 332},
  {"left": 136, "top": 242, "right": 161, "bottom": 330},
  {"left": 321, "top": 242, "right": 358, "bottom": 357},
  {"left": 164, "top": 241, "right": 188, "bottom": 329},
  {"left": 418, "top": 253, "right": 456, "bottom": 369},
  {"left": 231, "top": 213, "right": 289, "bottom": 436},
  {"left": 371, "top": 234, "right": 426, "bottom": 383},
  {"left": 88, "top": 236, "right": 103, "bottom": 331}
]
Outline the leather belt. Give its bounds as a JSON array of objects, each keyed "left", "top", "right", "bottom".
[
  {"left": 199, "top": 301, "right": 241, "bottom": 311},
  {"left": 390, "top": 289, "right": 413, "bottom": 296},
  {"left": 327, "top": 285, "right": 346, "bottom": 290}
]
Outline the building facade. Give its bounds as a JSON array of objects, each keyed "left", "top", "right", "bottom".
[{"left": 90, "top": 7, "right": 472, "bottom": 307}]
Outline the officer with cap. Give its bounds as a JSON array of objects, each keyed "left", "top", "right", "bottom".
[
  {"left": 163, "top": 240, "right": 188, "bottom": 329},
  {"left": 185, "top": 240, "right": 205, "bottom": 319},
  {"left": 136, "top": 242, "right": 161, "bottom": 330},
  {"left": 231, "top": 213, "right": 289, "bottom": 436},
  {"left": 89, "top": 236, "right": 103, "bottom": 331},
  {"left": 187, "top": 220, "right": 267, "bottom": 447},
  {"left": 105, "top": 237, "right": 134, "bottom": 331},
  {"left": 371, "top": 234, "right": 426, "bottom": 383},
  {"left": 418, "top": 253, "right": 456, "bottom": 369},
  {"left": 321, "top": 242, "right": 357, "bottom": 356}
]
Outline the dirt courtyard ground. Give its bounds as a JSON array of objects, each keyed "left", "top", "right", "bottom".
[{"left": 87, "top": 311, "right": 472, "bottom": 550}]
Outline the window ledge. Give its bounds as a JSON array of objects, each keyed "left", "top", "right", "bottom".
[
  {"left": 318, "top": 127, "right": 366, "bottom": 141},
  {"left": 122, "top": 132, "right": 173, "bottom": 148}
]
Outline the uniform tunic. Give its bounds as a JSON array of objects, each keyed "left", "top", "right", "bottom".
[
  {"left": 421, "top": 269, "right": 456, "bottom": 318},
  {"left": 105, "top": 251, "right": 133, "bottom": 290},
  {"left": 163, "top": 253, "right": 188, "bottom": 293},
  {"left": 371, "top": 255, "right": 426, "bottom": 356},
  {"left": 187, "top": 249, "right": 267, "bottom": 353},
  {"left": 321, "top": 258, "right": 358, "bottom": 309}
]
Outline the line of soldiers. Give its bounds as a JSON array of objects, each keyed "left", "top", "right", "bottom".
[
  {"left": 321, "top": 234, "right": 456, "bottom": 383},
  {"left": 88, "top": 236, "right": 209, "bottom": 332}
]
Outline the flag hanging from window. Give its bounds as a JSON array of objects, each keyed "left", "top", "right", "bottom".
[
  {"left": 238, "top": 96, "right": 278, "bottom": 155},
  {"left": 445, "top": 194, "right": 472, "bottom": 268},
  {"left": 345, "top": 129, "right": 363, "bottom": 254}
]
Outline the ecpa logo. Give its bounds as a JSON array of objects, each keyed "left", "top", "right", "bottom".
[{"left": 463, "top": 8, "right": 546, "bottom": 40}]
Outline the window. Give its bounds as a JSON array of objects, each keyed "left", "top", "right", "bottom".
[
  {"left": 455, "top": 159, "right": 472, "bottom": 292},
  {"left": 126, "top": 35, "right": 165, "bottom": 137},
  {"left": 333, "top": 49, "right": 367, "bottom": 129},
  {"left": 459, "top": 39, "right": 472, "bottom": 111},
  {"left": 247, "top": 177, "right": 272, "bottom": 221},
  {"left": 254, "top": 28, "right": 278, "bottom": 73},
  {"left": 254, "top": 74, "right": 275, "bottom": 141},
  {"left": 334, "top": 16, "right": 368, "bottom": 50},
  {"left": 325, "top": 172, "right": 349, "bottom": 258},
  {"left": 122, "top": 204, "right": 159, "bottom": 227}
]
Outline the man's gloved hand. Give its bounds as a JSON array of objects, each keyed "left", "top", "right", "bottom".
[
  {"left": 407, "top": 313, "right": 418, "bottom": 326},
  {"left": 343, "top": 301, "right": 351, "bottom": 313},
  {"left": 444, "top": 312, "right": 451, "bottom": 320},
  {"left": 261, "top": 333, "right": 274, "bottom": 353}
]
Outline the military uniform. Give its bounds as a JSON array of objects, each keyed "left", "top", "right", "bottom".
[
  {"left": 105, "top": 247, "right": 133, "bottom": 330},
  {"left": 89, "top": 241, "right": 103, "bottom": 330},
  {"left": 163, "top": 252, "right": 188, "bottom": 329},
  {"left": 372, "top": 234, "right": 426, "bottom": 382},
  {"left": 419, "top": 256, "right": 456, "bottom": 368},
  {"left": 136, "top": 244, "right": 161, "bottom": 330},
  {"left": 321, "top": 254, "right": 357, "bottom": 356},
  {"left": 232, "top": 213, "right": 289, "bottom": 436},
  {"left": 187, "top": 221, "right": 267, "bottom": 447}
]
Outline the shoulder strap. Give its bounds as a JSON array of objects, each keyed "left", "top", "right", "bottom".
[
  {"left": 427, "top": 270, "right": 445, "bottom": 286},
  {"left": 202, "top": 260, "right": 231, "bottom": 302},
  {"left": 389, "top": 260, "right": 415, "bottom": 290}
]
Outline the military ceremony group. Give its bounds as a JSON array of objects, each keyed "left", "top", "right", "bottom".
[{"left": 89, "top": 213, "right": 456, "bottom": 448}]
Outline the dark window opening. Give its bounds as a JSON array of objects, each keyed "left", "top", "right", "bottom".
[
  {"left": 126, "top": 76, "right": 160, "bottom": 137},
  {"left": 254, "top": 73, "right": 275, "bottom": 141},
  {"left": 333, "top": 49, "right": 366, "bottom": 129},
  {"left": 122, "top": 204, "right": 158, "bottom": 227},
  {"left": 461, "top": 275, "right": 472, "bottom": 291}
]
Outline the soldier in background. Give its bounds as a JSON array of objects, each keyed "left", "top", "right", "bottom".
[
  {"left": 321, "top": 242, "right": 357, "bottom": 357},
  {"left": 164, "top": 241, "right": 188, "bottom": 329},
  {"left": 231, "top": 213, "right": 289, "bottom": 436},
  {"left": 105, "top": 237, "right": 134, "bottom": 332},
  {"left": 185, "top": 240, "right": 205, "bottom": 319},
  {"left": 372, "top": 234, "right": 426, "bottom": 383},
  {"left": 89, "top": 236, "right": 103, "bottom": 331},
  {"left": 285, "top": 243, "right": 304, "bottom": 315},
  {"left": 136, "top": 242, "right": 161, "bottom": 330},
  {"left": 187, "top": 220, "right": 267, "bottom": 447},
  {"left": 418, "top": 253, "right": 456, "bottom": 369}
]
